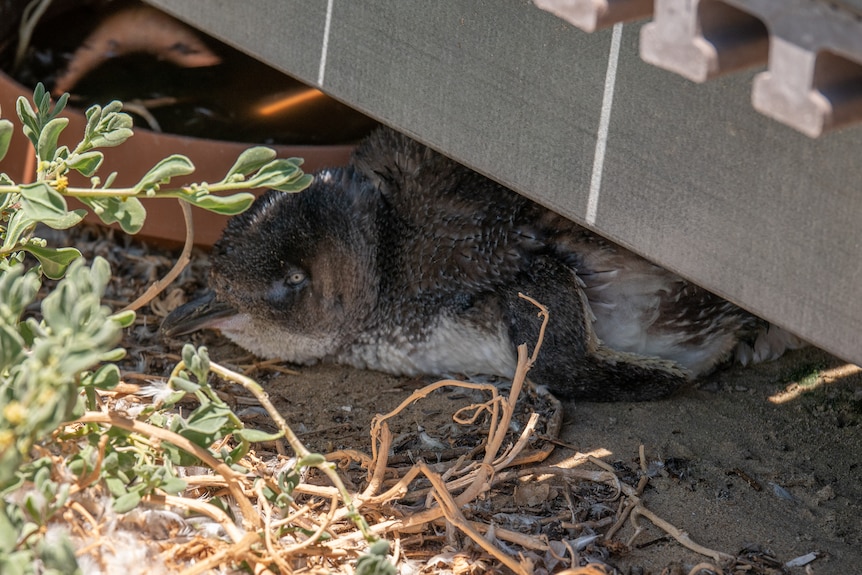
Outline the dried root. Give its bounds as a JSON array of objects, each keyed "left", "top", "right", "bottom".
[{"left": 41, "top": 228, "right": 768, "bottom": 574}]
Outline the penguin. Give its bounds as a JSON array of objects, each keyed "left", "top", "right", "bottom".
[{"left": 162, "top": 127, "right": 803, "bottom": 401}]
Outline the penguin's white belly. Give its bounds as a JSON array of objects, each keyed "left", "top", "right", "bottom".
[{"left": 346, "top": 315, "right": 518, "bottom": 378}]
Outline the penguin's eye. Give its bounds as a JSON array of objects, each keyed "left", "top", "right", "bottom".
[
  {"left": 287, "top": 270, "right": 307, "bottom": 285},
  {"left": 266, "top": 270, "right": 307, "bottom": 304}
]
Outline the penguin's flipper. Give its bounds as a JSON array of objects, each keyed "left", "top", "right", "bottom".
[{"left": 506, "top": 257, "right": 689, "bottom": 402}]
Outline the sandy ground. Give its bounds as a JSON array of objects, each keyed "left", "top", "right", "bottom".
[
  {"left": 58, "top": 225, "right": 861, "bottom": 573},
  {"left": 232, "top": 345, "right": 861, "bottom": 574},
  {"left": 11, "top": 6, "right": 860, "bottom": 570},
  {"left": 553, "top": 347, "right": 862, "bottom": 573}
]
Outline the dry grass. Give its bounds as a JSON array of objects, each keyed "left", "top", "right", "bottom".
[{"left": 31, "top": 223, "right": 797, "bottom": 575}]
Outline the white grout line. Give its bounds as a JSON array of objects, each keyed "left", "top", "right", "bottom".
[
  {"left": 317, "top": 0, "right": 335, "bottom": 86},
  {"left": 586, "top": 22, "right": 623, "bottom": 226}
]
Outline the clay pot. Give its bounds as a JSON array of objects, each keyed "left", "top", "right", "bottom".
[{"left": 0, "top": 71, "right": 354, "bottom": 246}]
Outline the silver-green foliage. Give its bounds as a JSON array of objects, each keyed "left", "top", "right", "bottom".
[
  {"left": 0, "top": 82, "right": 312, "bottom": 278},
  {"left": 0, "top": 84, "right": 313, "bottom": 574},
  {"left": 0, "top": 257, "right": 131, "bottom": 488}
]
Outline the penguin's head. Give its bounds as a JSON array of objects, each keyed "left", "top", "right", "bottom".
[{"left": 162, "top": 168, "right": 380, "bottom": 362}]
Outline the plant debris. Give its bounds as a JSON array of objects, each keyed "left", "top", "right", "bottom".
[{"left": 10, "top": 223, "right": 825, "bottom": 575}]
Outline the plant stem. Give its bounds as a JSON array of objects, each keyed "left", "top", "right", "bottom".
[
  {"left": 199, "top": 360, "right": 374, "bottom": 541},
  {"left": 0, "top": 182, "right": 256, "bottom": 199}
]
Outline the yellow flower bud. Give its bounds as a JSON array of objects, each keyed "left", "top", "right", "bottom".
[
  {"left": 2, "top": 401, "right": 26, "bottom": 426},
  {"left": 54, "top": 175, "right": 69, "bottom": 192}
]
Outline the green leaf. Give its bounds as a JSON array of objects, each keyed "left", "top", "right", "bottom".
[
  {"left": 104, "top": 476, "right": 127, "bottom": 498},
  {"left": 222, "top": 147, "right": 277, "bottom": 181},
  {"left": 16, "top": 95, "right": 39, "bottom": 148},
  {"left": 34, "top": 83, "right": 50, "bottom": 115},
  {"left": 43, "top": 211, "right": 87, "bottom": 230},
  {"left": 38, "top": 530, "right": 80, "bottom": 573},
  {"left": 33, "top": 82, "right": 51, "bottom": 112},
  {"left": 16, "top": 85, "right": 69, "bottom": 150},
  {"left": 184, "top": 407, "right": 230, "bottom": 436},
  {"left": 83, "top": 104, "right": 101, "bottom": 141},
  {"left": 91, "top": 127, "right": 133, "bottom": 150},
  {"left": 277, "top": 469, "right": 301, "bottom": 495},
  {"left": 248, "top": 158, "right": 311, "bottom": 192},
  {"left": 40, "top": 209, "right": 87, "bottom": 231},
  {"left": 81, "top": 101, "right": 133, "bottom": 150},
  {"left": 0, "top": 210, "right": 35, "bottom": 253},
  {"left": 0, "top": 324, "right": 25, "bottom": 372},
  {"left": 177, "top": 402, "right": 236, "bottom": 446},
  {"left": 99, "top": 347, "right": 127, "bottom": 362},
  {"left": 103, "top": 171, "right": 117, "bottom": 188},
  {"left": 22, "top": 246, "right": 81, "bottom": 279},
  {"left": 270, "top": 172, "right": 313, "bottom": 193},
  {"left": 16, "top": 184, "right": 87, "bottom": 229},
  {"left": 109, "top": 309, "right": 136, "bottom": 328},
  {"left": 36, "top": 84, "right": 68, "bottom": 123},
  {"left": 88, "top": 119, "right": 133, "bottom": 150},
  {"left": 159, "top": 475, "right": 187, "bottom": 494},
  {"left": 170, "top": 376, "right": 200, "bottom": 394},
  {"left": 184, "top": 192, "right": 256, "bottom": 215},
  {"left": 36, "top": 117, "right": 68, "bottom": 162},
  {"left": 0, "top": 119, "right": 13, "bottom": 163},
  {"left": 0, "top": 264, "right": 40, "bottom": 323},
  {"left": 89, "top": 255, "right": 112, "bottom": 289},
  {"left": 112, "top": 490, "right": 142, "bottom": 513},
  {"left": 18, "top": 318, "right": 40, "bottom": 346},
  {"left": 223, "top": 443, "right": 249, "bottom": 466},
  {"left": 368, "top": 540, "right": 391, "bottom": 557},
  {"left": 157, "top": 389, "right": 189, "bottom": 411},
  {"left": 356, "top": 541, "right": 396, "bottom": 575},
  {"left": 67, "top": 151, "right": 104, "bottom": 177},
  {"left": 133, "top": 155, "right": 195, "bottom": 194},
  {"left": 82, "top": 364, "right": 121, "bottom": 390},
  {"left": 182, "top": 344, "right": 210, "bottom": 382},
  {"left": 50, "top": 93, "right": 70, "bottom": 121},
  {"left": 0, "top": 504, "right": 20, "bottom": 552},
  {"left": 298, "top": 453, "right": 326, "bottom": 467},
  {"left": 78, "top": 195, "right": 146, "bottom": 234},
  {"left": 234, "top": 428, "right": 284, "bottom": 443},
  {"left": 19, "top": 182, "right": 68, "bottom": 219},
  {"left": 81, "top": 102, "right": 117, "bottom": 149}
]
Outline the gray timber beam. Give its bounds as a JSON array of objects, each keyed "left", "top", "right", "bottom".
[{"left": 144, "top": 0, "right": 862, "bottom": 367}]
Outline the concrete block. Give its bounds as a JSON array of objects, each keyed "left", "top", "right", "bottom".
[
  {"left": 532, "top": 0, "right": 652, "bottom": 32},
  {"left": 742, "top": 1, "right": 862, "bottom": 137},
  {"left": 537, "top": 0, "right": 862, "bottom": 136},
  {"left": 640, "top": 0, "right": 768, "bottom": 82}
]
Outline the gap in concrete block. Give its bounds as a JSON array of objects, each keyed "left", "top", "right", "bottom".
[
  {"left": 813, "top": 49, "right": 862, "bottom": 126},
  {"left": 698, "top": 0, "right": 769, "bottom": 71}
]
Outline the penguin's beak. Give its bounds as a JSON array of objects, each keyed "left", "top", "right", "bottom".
[{"left": 161, "top": 291, "right": 236, "bottom": 337}]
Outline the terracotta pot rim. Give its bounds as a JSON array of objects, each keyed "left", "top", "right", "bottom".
[{"left": 0, "top": 70, "right": 356, "bottom": 247}]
